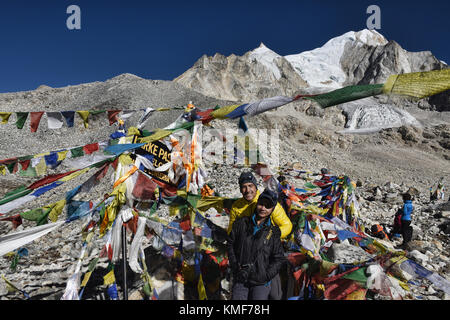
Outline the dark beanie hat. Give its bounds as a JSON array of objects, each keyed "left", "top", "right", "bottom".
[
  {"left": 239, "top": 171, "right": 257, "bottom": 187},
  {"left": 258, "top": 188, "right": 278, "bottom": 208}
]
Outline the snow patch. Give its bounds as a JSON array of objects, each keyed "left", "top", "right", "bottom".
[
  {"left": 339, "top": 98, "right": 421, "bottom": 132},
  {"left": 285, "top": 30, "right": 387, "bottom": 88}
]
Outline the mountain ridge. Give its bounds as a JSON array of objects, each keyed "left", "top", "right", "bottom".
[{"left": 174, "top": 29, "right": 447, "bottom": 102}]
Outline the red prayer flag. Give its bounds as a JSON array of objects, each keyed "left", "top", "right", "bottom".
[
  {"left": 124, "top": 215, "right": 139, "bottom": 234},
  {"left": 12, "top": 162, "right": 19, "bottom": 174},
  {"left": 107, "top": 110, "right": 121, "bottom": 125},
  {"left": 180, "top": 216, "right": 191, "bottom": 231},
  {"left": 324, "top": 278, "right": 362, "bottom": 300},
  {"left": 30, "top": 112, "right": 44, "bottom": 133},
  {"left": 111, "top": 158, "right": 119, "bottom": 170},
  {"left": 27, "top": 170, "right": 78, "bottom": 190},
  {"left": 131, "top": 172, "right": 157, "bottom": 201},
  {"left": 83, "top": 143, "right": 99, "bottom": 155},
  {"left": 0, "top": 214, "right": 23, "bottom": 229},
  {"left": 20, "top": 159, "right": 31, "bottom": 171},
  {"left": 0, "top": 157, "right": 18, "bottom": 166},
  {"left": 197, "top": 109, "right": 214, "bottom": 124}
]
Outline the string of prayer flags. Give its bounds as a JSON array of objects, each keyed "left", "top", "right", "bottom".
[
  {"left": 0, "top": 141, "right": 111, "bottom": 177},
  {"left": 0, "top": 155, "right": 114, "bottom": 215},
  {"left": 0, "top": 69, "right": 448, "bottom": 136}
]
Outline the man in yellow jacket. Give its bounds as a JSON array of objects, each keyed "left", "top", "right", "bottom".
[{"left": 227, "top": 171, "right": 293, "bottom": 239}]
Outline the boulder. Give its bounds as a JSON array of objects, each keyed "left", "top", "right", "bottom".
[
  {"left": 326, "top": 240, "right": 375, "bottom": 264},
  {"left": 398, "top": 126, "right": 422, "bottom": 143}
]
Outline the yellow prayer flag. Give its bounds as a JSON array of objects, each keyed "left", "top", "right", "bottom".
[
  {"left": 169, "top": 205, "right": 181, "bottom": 216},
  {"left": 118, "top": 154, "right": 134, "bottom": 166},
  {"left": 181, "top": 261, "right": 196, "bottom": 283},
  {"left": 34, "top": 152, "right": 50, "bottom": 158},
  {"left": 345, "top": 288, "right": 367, "bottom": 300},
  {"left": 81, "top": 271, "right": 92, "bottom": 287},
  {"left": 126, "top": 127, "right": 141, "bottom": 137},
  {"left": 211, "top": 104, "right": 240, "bottom": 119},
  {"left": 0, "top": 165, "right": 6, "bottom": 176},
  {"left": 1, "top": 275, "right": 22, "bottom": 294},
  {"left": 383, "top": 69, "right": 450, "bottom": 99},
  {"left": 48, "top": 199, "right": 67, "bottom": 222},
  {"left": 398, "top": 280, "right": 410, "bottom": 291},
  {"left": 197, "top": 274, "right": 207, "bottom": 300},
  {"left": 35, "top": 157, "right": 47, "bottom": 176},
  {"left": 76, "top": 111, "right": 90, "bottom": 128},
  {"left": 139, "top": 129, "right": 173, "bottom": 143},
  {"left": 59, "top": 167, "right": 90, "bottom": 182},
  {"left": 57, "top": 150, "right": 68, "bottom": 161},
  {"left": 101, "top": 183, "right": 127, "bottom": 235},
  {"left": 0, "top": 112, "right": 12, "bottom": 124},
  {"left": 103, "top": 270, "right": 116, "bottom": 286},
  {"left": 196, "top": 197, "right": 225, "bottom": 213}
]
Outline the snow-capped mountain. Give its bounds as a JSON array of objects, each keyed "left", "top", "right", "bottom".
[
  {"left": 173, "top": 45, "right": 308, "bottom": 102},
  {"left": 174, "top": 29, "right": 445, "bottom": 102}
]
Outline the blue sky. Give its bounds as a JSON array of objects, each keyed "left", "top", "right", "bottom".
[{"left": 0, "top": 0, "right": 448, "bottom": 93}]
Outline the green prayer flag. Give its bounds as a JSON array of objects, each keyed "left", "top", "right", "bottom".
[
  {"left": 99, "top": 203, "right": 106, "bottom": 221},
  {"left": 342, "top": 267, "right": 368, "bottom": 287},
  {"left": 0, "top": 187, "right": 33, "bottom": 206},
  {"left": 6, "top": 162, "right": 17, "bottom": 174},
  {"left": 305, "top": 84, "right": 384, "bottom": 108},
  {"left": 10, "top": 253, "right": 20, "bottom": 271},
  {"left": 15, "top": 112, "right": 29, "bottom": 129},
  {"left": 89, "top": 110, "right": 106, "bottom": 116},
  {"left": 18, "top": 165, "right": 37, "bottom": 177},
  {"left": 1, "top": 185, "right": 27, "bottom": 200},
  {"left": 70, "top": 147, "right": 84, "bottom": 158},
  {"left": 88, "top": 257, "right": 99, "bottom": 272},
  {"left": 304, "top": 182, "right": 318, "bottom": 189},
  {"left": 20, "top": 207, "right": 51, "bottom": 225}
]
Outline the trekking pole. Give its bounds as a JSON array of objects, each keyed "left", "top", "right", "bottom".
[{"left": 122, "top": 224, "right": 128, "bottom": 300}]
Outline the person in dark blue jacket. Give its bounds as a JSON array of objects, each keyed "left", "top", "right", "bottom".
[{"left": 400, "top": 193, "right": 414, "bottom": 246}]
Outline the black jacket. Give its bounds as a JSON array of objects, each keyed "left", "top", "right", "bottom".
[{"left": 227, "top": 214, "right": 286, "bottom": 286}]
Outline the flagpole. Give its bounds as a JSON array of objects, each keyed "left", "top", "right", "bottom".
[{"left": 122, "top": 224, "right": 128, "bottom": 300}]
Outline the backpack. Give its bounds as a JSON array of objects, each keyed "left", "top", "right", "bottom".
[{"left": 393, "top": 208, "right": 402, "bottom": 229}]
